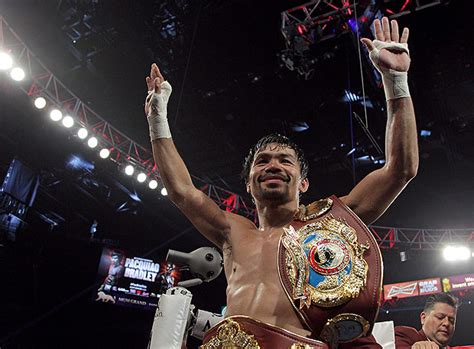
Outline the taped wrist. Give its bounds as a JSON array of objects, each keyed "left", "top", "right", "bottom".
[
  {"left": 146, "top": 81, "right": 172, "bottom": 140},
  {"left": 369, "top": 40, "right": 410, "bottom": 100},
  {"left": 147, "top": 111, "right": 171, "bottom": 140}
]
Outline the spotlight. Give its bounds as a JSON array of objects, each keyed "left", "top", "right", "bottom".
[
  {"left": 10, "top": 67, "right": 25, "bottom": 81},
  {"left": 0, "top": 52, "right": 13, "bottom": 70},
  {"left": 124, "top": 165, "right": 134, "bottom": 176},
  {"left": 62, "top": 115, "right": 74, "bottom": 128},
  {"left": 87, "top": 137, "right": 98, "bottom": 148},
  {"left": 148, "top": 180, "right": 158, "bottom": 190},
  {"left": 137, "top": 172, "right": 147, "bottom": 183},
  {"left": 99, "top": 148, "right": 110, "bottom": 159},
  {"left": 443, "top": 246, "right": 471, "bottom": 262},
  {"left": 77, "top": 128, "right": 88, "bottom": 139},
  {"left": 296, "top": 23, "right": 308, "bottom": 35},
  {"left": 34, "top": 97, "right": 47, "bottom": 109},
  {"left": 161, "top": 187, "right": 168, "bottom": 196},
  {"left": 420, "top": 130, "right": 432, "bottom": 137},
  {"left": 50, "top": 109, "right": 63, "bottom": 121}
]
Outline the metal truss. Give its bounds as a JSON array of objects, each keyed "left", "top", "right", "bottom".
[
  {"left": 1, "top": 16, "right": 467, "bottom": 234},
  {"left": 370, "top": 226, "right": 474, "bottom": 250},
  {"left": 281, "top": 0, "right": 449, "bottom": 47},
  {"left": 279, "top": 0, "right": 449, "bottom": 79},
  {"left": 281, "top": 0, "right": 356, "bottom": 47},
  {"left": 0, "top": 16, "right": 256, "bottom": 221}
]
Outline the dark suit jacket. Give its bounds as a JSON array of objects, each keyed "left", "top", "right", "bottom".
[{"left": 394, "top": 326, "right": 455, "bottom": 348}]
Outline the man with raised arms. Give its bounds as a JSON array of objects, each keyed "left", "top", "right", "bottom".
[{"left": 144, "top": 17, "right": 418, "bottom": 348}]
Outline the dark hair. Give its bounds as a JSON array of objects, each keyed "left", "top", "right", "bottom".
[
  {"left": 423, "top": 293, "right": 459, "bottom": 313},
  {"left": 241, "top": 133, "right": 309, "bottom": 185}
]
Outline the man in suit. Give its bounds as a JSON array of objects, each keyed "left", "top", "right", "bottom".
[{"left": 395, "top": 293, "right": 458, "bottom": 348}]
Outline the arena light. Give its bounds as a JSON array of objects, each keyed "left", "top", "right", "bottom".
[
  {"left": 77, "top": 128, "right": 88, "bottom": 139},
  {"left": 10, "top": 67, "right": 25, "bottom": 81},
  {"left": 50, "top": 109, "right": 63, "bottom": 121},
  {"left": 443, "top": 245, "right": 471, "bottom": 262},
  {"left": 161, "top": 187, "right": 168, "bottom": 196},
  {"left": 137, "top": 172, "right": 147, "bottom": 183},
  {"left": 148, "top": 180, "right": 158, "bottom": 190},
  {"left": 34, "top": 97, "right": 47, "bottom": 109},
  {"left": 99, "top": 148, "right": 110, "bottom": 159},
  {"left": 87, "top": 136, "right": 98, "bottom": 148},
  {"left": 0, "top": 52, "right": 13, "bottom": 70},
  {"left": 124, "top": 165, "right": 134, "bottom": 176},
  {"left": 62, "top": 115, "right": 74, "bottom": 128}
]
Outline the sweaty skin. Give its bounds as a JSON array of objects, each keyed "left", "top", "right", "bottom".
[
  {"left": 223, "top": 145, "right": 311, "bottom": 336},
  {"left": 144, "top": 17, "right": 418, "bottom": 337},
  {"left": 223, "top": 214, "right": 311, "bottom": 336}
]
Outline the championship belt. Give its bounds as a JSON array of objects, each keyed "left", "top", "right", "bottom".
[{"left": 278, "top": 195, "right": 383, "bottom": 348}]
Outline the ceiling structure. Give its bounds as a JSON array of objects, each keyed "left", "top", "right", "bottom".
[{"left": 0, "top": 0, "right": 473, "bottom": 347}]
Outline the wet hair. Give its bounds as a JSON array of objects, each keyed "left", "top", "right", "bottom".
[
  {"left": 241, "top": 133, "right": 309, "bottom": 185},
  {"left": 423, "top": 293, "right": 459, "bottom": 313}
]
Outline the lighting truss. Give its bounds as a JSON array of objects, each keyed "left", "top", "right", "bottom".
[
  {"left": 279, "top": 0, "right": 450, "bottom": 77},
  {"left": 0, "top": 15, "right": 256, "bottom": 221},
  {"left": 281, "top": 0, "right": 358, "bottom": 48},
  {"left": 370, "top": 226, "right": 474, "bottom": 251},
  {"left": 281, "top": 0, "right": 449, "bottom": 46},
  {"left": 1, "top": 15, "right": 463, "bottom": 233},
  {"left": 57, "top": 1, "right": 119, "bottom": 65}
]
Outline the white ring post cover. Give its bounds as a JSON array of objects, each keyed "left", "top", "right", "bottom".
[
  {"left": 191, "top": 310, "right": 224, "bottom": 340},
  {"left": 149, "top": 290, "right": 192, "bottom": 349},
  {"left": 372, "top": 321, "right": 395, "bottom": 349}
]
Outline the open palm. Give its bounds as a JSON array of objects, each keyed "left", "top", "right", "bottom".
[{"left": 361, "top": 17, "right": 410, "bottom": 72}]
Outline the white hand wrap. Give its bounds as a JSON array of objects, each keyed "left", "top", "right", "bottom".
[
  {"left": 368, "top": 40, "right": 410, "bottom": 100},
  {"left": 146, "top": 80, "right": 173, "bottom": 140}
]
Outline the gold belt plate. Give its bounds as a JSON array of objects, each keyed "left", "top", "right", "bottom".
[{"left": 282, "top": 216, "right": 369, "bottom": 308}]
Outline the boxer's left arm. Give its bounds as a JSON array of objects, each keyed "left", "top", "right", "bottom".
[{"left": 341, "top": 17, "right": 418, "bottom": 225}]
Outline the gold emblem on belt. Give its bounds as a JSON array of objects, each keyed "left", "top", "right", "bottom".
[
  {"left": 200, "top": 319, "right": 260, "bottom": 349},
  {"left": 282, "top": 216, "right": 369, "bottom": 308}
]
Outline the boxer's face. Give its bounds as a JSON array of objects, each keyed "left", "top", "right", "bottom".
[
  {"left": 421, "top": 302, "right": 456, "bottom": 346},
  {"left": 247, "top": 143, "right": 308, "bottom": 205}
]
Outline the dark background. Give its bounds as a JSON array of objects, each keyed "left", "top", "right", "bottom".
[{"left": 0, "top": 0, "right": 473, "bottom": 347}]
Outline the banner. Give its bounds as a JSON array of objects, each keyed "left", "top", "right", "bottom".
[
  {"left": 442, "top": 274, "right": 474, "bottom": 292},
  {"left": 384, "top": 278, "right": 441, "bottom": 300},
  {"left": 94, "top": 247, "right": 181, "bottom": 309},
  {"left": 384, "top": 281, "right": 418, "bottom": 300},
  {"left": 417, "top": 278, "right": 442, "bottom": 296}
]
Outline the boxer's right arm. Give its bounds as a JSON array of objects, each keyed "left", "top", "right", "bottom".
[{"left": 145, "top": 64, "right": 231, "bottom": 248}]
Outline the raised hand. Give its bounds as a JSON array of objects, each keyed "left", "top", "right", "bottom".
[
  {"left": 144, "top": 63, "right": 172, "bottom": 117},
  {"left": 146, "top": 63, "right": 164, "bottom": 93},
  {"left": 361, "top": 17, "right": 410, "bottom": 73},
  {"left": 144, "top": 63, "right": 173, "bottom": 140}
]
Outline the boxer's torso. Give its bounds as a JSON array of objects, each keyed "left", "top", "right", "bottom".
[{"left": 222, "top": 214, "right": 310, "bottom": 337}]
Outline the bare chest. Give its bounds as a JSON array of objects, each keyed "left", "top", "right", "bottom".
[
  {"left": 222, "top": 227, "right": 307, "bottom": 334},
  {"left": 225, "top": 228, "right": 282, "bottom": 279}
]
